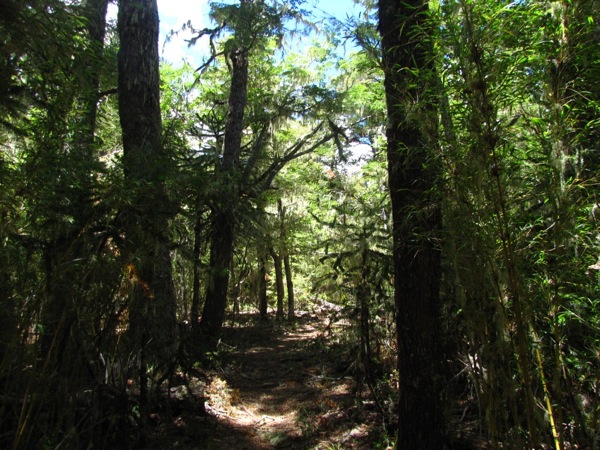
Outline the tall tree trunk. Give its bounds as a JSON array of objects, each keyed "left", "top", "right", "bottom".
[
  {"left": 278, "top": 199, "right": 295, "bottom": 319},
  {"left": 199, "top": 211, "right": 235, "bottom": 336},
  {"left": 117, "top": 0, "right": 177, "bottom": 376},
  {"left": 270, "top": 248, "right": 285, "bottom": 319},
  {"left": 199, "top": 17, "right": 250, "bottom": 338},
  {"left": 378, "top": 0, "right": 445, "bottom": 447},
  {"left": 284, "top": 253, "right": 294, "bottom": 319},
  {"left": 357, "top": 242, "right": 372, "bottom": 393},
  {"left": 76, "top": 0, "right": 109, "bottom": 154},
  {"left": 258, "top": 249, "right": 269, "bottom": 320},
  {"left": 0, "top": 268, "right": 15, "bottom": 367},
  {"left": 191, "top": 210, "right": 203, "bottom": 327}
]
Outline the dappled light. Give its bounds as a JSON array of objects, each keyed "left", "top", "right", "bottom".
[
  {"left": 144, "top": 311, "right": 388, "bottom": 449},
  {"left": 1, "top": 0, "right": 599, "bottom": 448}
]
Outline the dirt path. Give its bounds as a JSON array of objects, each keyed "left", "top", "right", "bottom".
[{"left": 150, "top": 312, "right": 387, "bottom": 449}]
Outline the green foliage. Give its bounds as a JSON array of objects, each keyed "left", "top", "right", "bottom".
[
  {"left": 2, "top": 0, "right": 599, "bottom": 447},
  {"left": 437, "top": 0, "right": 600, "bottom": 446}
]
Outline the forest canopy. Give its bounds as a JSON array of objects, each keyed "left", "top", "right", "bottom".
[{"left": 0, "top": 0, "right": 599, "bottom": 448}]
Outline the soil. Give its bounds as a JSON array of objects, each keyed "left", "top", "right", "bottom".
[{"left": 147, "top": 310, "right": 391, "bottom": 449}]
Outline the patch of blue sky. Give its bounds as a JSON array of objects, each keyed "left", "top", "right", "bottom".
[
  {"left": 108, "top": 1, "right": 364, "bottom": 67},
  {"left": 155, "top": 0, "right": 362, "bottom": 67},
  {"left": 107, "top": 0, "right": 373, "bottom": 171}
]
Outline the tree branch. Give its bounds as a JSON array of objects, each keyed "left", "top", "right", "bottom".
[{"left": 253, "top": 121, "right": 335, "bottom": 191}]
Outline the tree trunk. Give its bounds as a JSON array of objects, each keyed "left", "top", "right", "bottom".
[
  {"left": 199, "top": 211, "right": 235, "bottom": 337},
  {"left": 357, "top": 244, "right": 372, "bottom": 393},
  {"left": 258, "top": 250, "right": 269, "bottom": 320},
  {"left": 378, "top": 0, "right": 445, "bottom": 447},
  {"left": 199, "top": 22, "right": 250, "bottom": 338},
  {"left": 278, "top": 199, "right": 295, "bottom": 319},
  {"left": 283, "top": 252, "right": 294, "bottom": 319},
  {"left": 117, "top": 0, "right": 177, "bottom": 373},
  {"left": 0, "top": 272, "right": 16, "bottom": 366},
  {"left": 76, "top": 0, "right": 109, "bottom": 154},
  {"left": 270, "top": 248, "right": 285, "bottom": 319},
  {"left": 191, "top": 210, "right": 203, "bottom": 328}
]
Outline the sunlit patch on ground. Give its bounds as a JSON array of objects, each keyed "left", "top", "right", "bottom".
[{"left": 145, "top": 311, "right": 390, "bottom": 449}]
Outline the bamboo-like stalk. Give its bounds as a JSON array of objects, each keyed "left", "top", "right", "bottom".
[
  {"left": 533, "top": 328, "right": 563, "bottom": 450},
  {"left": 457, "top": 0, "right": 541, "bottom": 444}
]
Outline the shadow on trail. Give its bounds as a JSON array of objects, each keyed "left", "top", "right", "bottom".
[
  {"left": 147, "top": 313, "right": 388, "bottom": 449},
  {"left": 205, "top": 312, "right": 381, "bottom": 449},
  {"left": 146, "top": 394, "right": 266, "bottom": 450}
]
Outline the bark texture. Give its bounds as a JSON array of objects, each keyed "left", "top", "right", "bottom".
[
  {"left": 199, "top": 20, "right": 250, "bottom": 338},
  {"left": 118, "top": 0, "right": 177, "bottom": 370},
  {"left": 258, "top": 249, "right": 269, "bottom": 320},
  {"left": 278, "top": 199, "right": 295, "bottom": 319},
  {"left": 271, "top": 248, "right": 285, "bottom": 319},
  {"left": 378, "top": 0, "right": 445, "bottom": 447}
]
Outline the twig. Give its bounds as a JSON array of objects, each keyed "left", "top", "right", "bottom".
[{"left": 240, "top": 405, "right": 255, "bottom": 417}]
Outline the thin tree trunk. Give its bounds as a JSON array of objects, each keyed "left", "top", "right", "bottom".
[
  {"left": 76, "top": 0, "right": 109, "bottom": 154},
  {"left": 0, "top": 272, "right": 16, "bottom": 365},
  {"left": 277, "top": 199, "right": 295, "bottom": 319},
  {"left": 283, "top": 252, "right": 294, "bottom": 319},
  {"left": 270, "top": 248, "right": 285, "bottom": 319},
  {"left": 258, "top": 250, "right": 269, "bottom": 320},
  {"left": 357, "top": 244, "right": 372, "bottom": 392},
  {"left": 379, "top": 0, "right": 445, "bottom": 447},
  {"left": 191, "top": 210, "right": 203, "bottom": 328}
]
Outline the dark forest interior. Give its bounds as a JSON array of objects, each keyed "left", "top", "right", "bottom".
[{"left": 1, "top": 0, "right": 599, "bottom": 448}]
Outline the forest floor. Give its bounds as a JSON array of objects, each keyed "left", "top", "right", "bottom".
[{"left": 147, "top": 308, "right": 392, "bottom": 449}]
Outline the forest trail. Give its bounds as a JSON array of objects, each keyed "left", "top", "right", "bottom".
[{"left": 149, "top": 310, "right": 387, "bottom": 449}]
